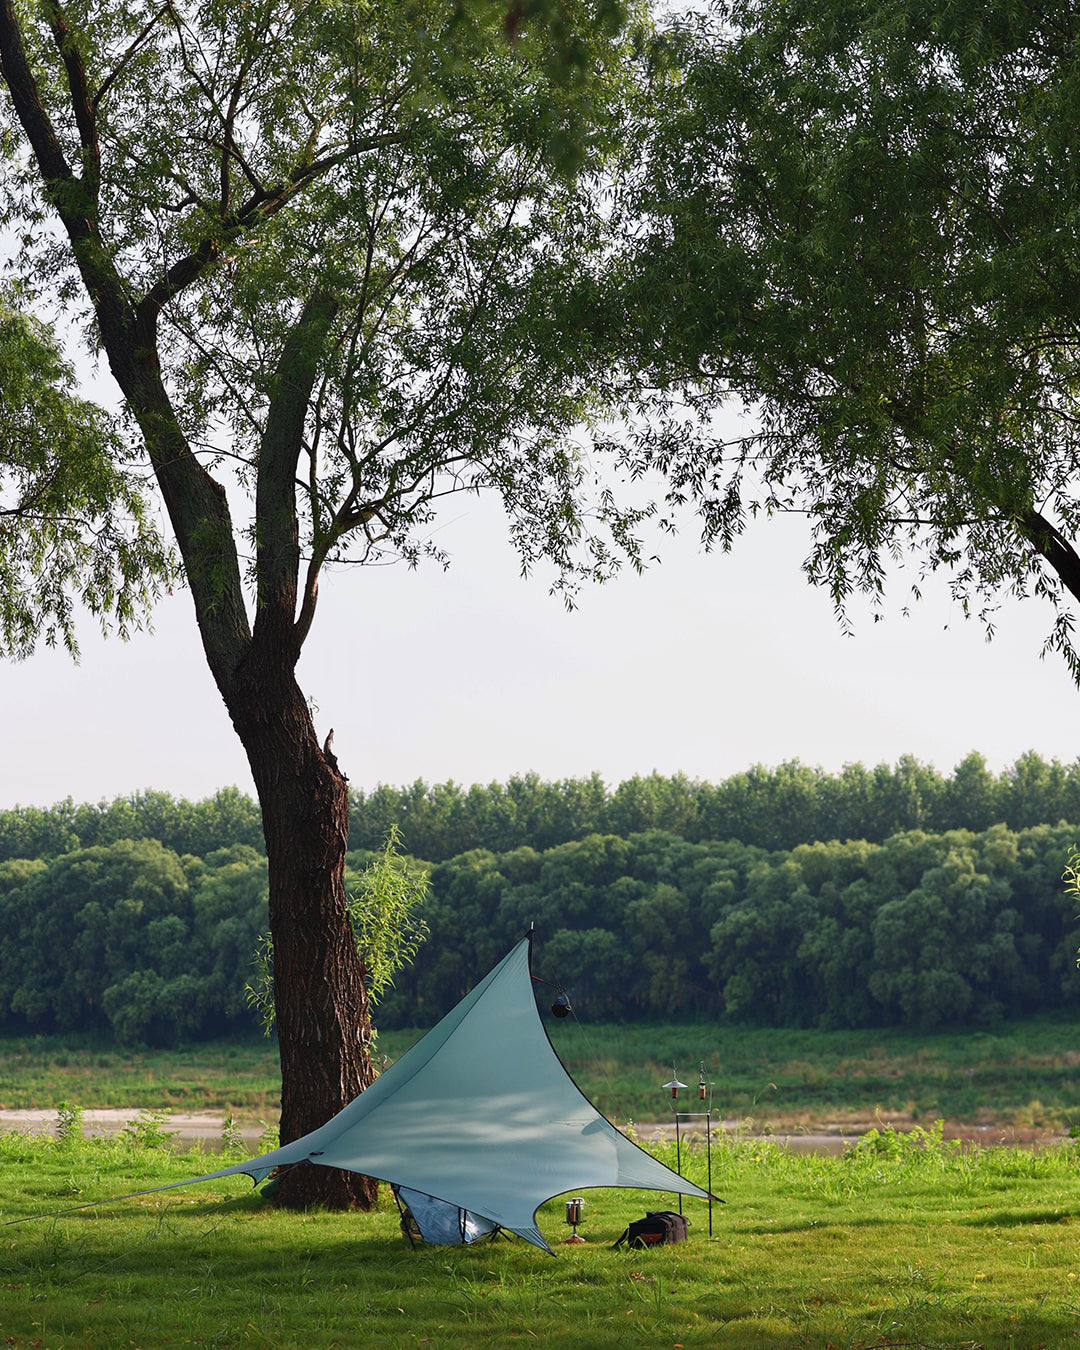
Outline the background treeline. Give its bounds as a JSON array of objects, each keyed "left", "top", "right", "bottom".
[
  {"left": 346, "top": 752, "right": 1080, "bottom": 858},
  {"left": 3, "top": 752, "right": 1080, "bottom": 864},
  {"left": 0, "top": 815, "right": 1077, "bottom": 1044},
  {"left": 0, "top": 842, "right": 268, "bottom": 1047},
  {"left": 0, "top": 788, "right": 266, "bottom": 865},
  {"left": 411, "top": 823, "right": 1080, "bottom": 1032}
]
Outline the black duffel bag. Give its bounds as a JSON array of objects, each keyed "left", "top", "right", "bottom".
[{"left": 612, "top": 1210, "right": 689, "bottom": 1249}]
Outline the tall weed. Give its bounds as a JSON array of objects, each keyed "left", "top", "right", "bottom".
[
  {"left": 54, "top": 1100, "right": 83, "bottom": 1146},
  {"left": 121, "top": 1109, "right": 178, "bottom": 1149}
]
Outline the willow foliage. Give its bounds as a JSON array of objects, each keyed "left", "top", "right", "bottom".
[{"left": 619, "top": 0, "right": 1080, "bottom": 671}]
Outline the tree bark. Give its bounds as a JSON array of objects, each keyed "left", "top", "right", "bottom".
[{"left": 225, "top": 646, "right": 378, "bottom": 1210}]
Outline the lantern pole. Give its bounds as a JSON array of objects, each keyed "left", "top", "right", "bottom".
[
  {"left": 701, "top": 1064, "right": 714, "bottom": 1237},
  {"left": 661, "top": 1062, "right": 716, "bottom": 1236}
]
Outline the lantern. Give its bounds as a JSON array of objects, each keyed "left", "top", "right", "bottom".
[{"left": 565, "top": 1197, "right": 585, "bottom": 1243}]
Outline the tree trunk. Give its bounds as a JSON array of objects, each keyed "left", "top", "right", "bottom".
[{"left": 226, "top": 650, "right": 377, "bottom": 1210}]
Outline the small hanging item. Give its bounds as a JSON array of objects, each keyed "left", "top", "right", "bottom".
[
  {"left": 550, "top": 993, "right": 571, "bottom": 1018},
  {"left": 663, "top": 1074, "right": 687, "bottom": 1101}
]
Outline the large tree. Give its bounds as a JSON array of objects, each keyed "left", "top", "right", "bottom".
[
  {"left": 0, "top": 0, "right": 644, "bottom": 1207},
  {"left": 621, "top": 0, "right": 1080, "bottom": 674}
]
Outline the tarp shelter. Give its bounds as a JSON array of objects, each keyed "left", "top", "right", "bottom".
[{"left": 188, "top": 933, "right": 711, "bottom": 1253}]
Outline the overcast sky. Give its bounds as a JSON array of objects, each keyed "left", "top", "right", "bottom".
[{"left": 2, "top": 475, "right": 1077, "bottom": 811}]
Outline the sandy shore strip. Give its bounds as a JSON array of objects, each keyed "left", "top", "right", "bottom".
[
  {"left": 0, "top": 1110, "right": 1067, "bottom": 1154},
  {"left": 0, "top": 1108, "right": 266, "bottom": 1148}
]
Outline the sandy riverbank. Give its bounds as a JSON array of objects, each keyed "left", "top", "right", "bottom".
[
  {"left": 0, "top": 1109, "right": 1068, "bottom": 1155},
  {"left": 0, "top": 1108, "right": 266, "bottom": 1148}
]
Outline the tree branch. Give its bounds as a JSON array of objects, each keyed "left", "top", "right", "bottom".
[
  {"left": 44, "top": 0, "right": 99, "bottom": 198},
  {"left": 1017, "top": 508, "right": 1080, "bottom": 607},
  {"left": 0, "top": 0, "right": 75, "bottom": 193},
  {"left": 0, "top": 2, "right": 252, "bottom": 688},
  {"left": 137, "top": 130, "right": 410, "bottom": 324},
  {"left": 255, "top": 290, "right": 340, "bottom": 658},
  {"left": 92, "top": 0, "right": 171, "bottom": 109}
]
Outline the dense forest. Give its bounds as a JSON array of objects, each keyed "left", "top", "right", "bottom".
[
  {"left": 0, "top": 752, "right": 1076, "bottom": 866},
  {"left": 345, "top": 752, "right": 1080, "bottom": 859},
  {"left": 1, "top": 755, "right": 1078, "bottom": 1045}
]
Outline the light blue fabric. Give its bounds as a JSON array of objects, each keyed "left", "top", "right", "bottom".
[
  {"left": 186, "top": 936, "right": 710, "bottom": 1253},
  {"left": 395, "top": 1186, "right": 498, "bottom": 1245}
]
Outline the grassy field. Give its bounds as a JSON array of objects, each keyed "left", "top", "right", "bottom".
[
  {"left": 3, "top": 1125, "right": 1080, "bottom": 1348},
  {"left": 5, "top": 1013, "right": 1080, "bottom": 1132},
  {"left": 543, "top": 1016, "right": 1080, "bottom": 1134}
]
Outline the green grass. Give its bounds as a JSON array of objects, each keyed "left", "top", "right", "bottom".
[
  {"left": 0, "top": 1038, "right": 283, "bottom": 1115},
  {"left": 3, "top": 1126, "right": 1080, "bottom": 1348},
  {"left": 7, "top": 1014, "right": 1080, "bottom": 1131},
  {"left": 542, "top": 1014, "right": 1080, "bottom": 1131}
]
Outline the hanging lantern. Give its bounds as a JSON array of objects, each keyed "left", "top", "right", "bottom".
[
  {"left": 550, "top": 993, "right": 571, "bottom": 1018},
  {"left": 662, "top": 1076, "right": 687, "bottom": 1100},
  {"left": 699, "top": 1066, "right": 708, "bottom": 1101}
]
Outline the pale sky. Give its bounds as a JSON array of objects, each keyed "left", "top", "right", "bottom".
[{"left": 1, "top": 477, "right": 1077, "bottom": 812}]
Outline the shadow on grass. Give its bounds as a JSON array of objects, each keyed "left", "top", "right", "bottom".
[
  {"left": 961, "top": 1207, "right": 1077, "bottom": 1227},
  {"left": 733, "top": 1214, "right": 892, "bottom": 1235}
]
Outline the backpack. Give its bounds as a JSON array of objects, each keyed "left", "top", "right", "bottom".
[{"left": 612, "top": 1210, "right": 689, "bottom": 1249}]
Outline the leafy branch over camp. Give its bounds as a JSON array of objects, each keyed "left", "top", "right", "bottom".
[{"left": 0, "top": 0, "right": 647, "bottom": 1209}]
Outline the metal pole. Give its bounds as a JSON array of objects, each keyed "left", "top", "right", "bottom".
[
  {"left": 675, "top": 1111, "right": 683, "bottom": 1216},
  {"left": 705, "top": 1110, "right": 713, "bottom": 1237}
]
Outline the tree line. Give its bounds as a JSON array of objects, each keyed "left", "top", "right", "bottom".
[
  {"left": 3, "top": 751, "right": 1080, "bottom": 866},
  {"left": 406, "top": 823, "right": 1080, "bottom": 1032},
  {"left": 0, "top": 818, "right": 1076, "bottom": 1044},
  {"left": 346, "top": 754, "right": 1080, "bottom": 860}
]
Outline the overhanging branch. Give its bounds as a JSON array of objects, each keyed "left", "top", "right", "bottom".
[{"left": 1017, "top": 508, "right": 1080, "bottom": 606}]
